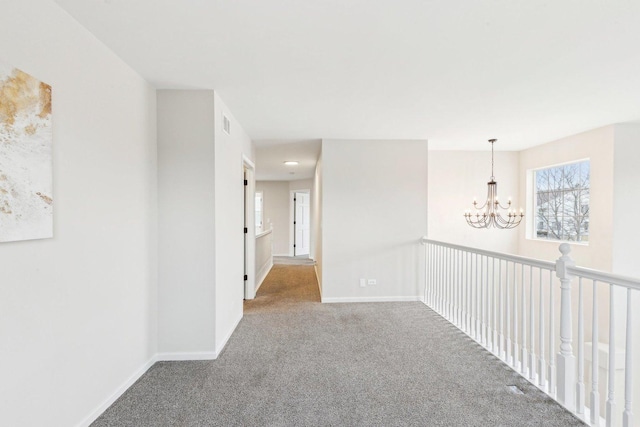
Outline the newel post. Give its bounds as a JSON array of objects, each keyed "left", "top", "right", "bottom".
[{"left": 556, "top": 243, "right": 576, "bottom": 411}]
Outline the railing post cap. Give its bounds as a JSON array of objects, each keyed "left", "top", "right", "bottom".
[
  {"left": 556, "top": 243, "right": 575, "bottom": 280},
  {"left": 559, "top": 243, "right": 571, "bottom": 256}
]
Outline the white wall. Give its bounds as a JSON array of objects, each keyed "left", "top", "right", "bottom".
[
  {"left": 428, "top": 150, "right": 520, "bottom": 253},
  {"left": 157, "top": 91, "right": 254, "bottom": 358},
  {"left": 612, "top": 123, "right": 640, "bottom": 278},
  {"left": 321, "top": 139, "right": 428, "bottom": 302},
  {"left": 157, "top": 91, "right": 216, "bottom": 357},
  {"left": 256, "top": 181, "right": 290, "bottom": 255},
  {"left": 213, "top": 92, "right": 254, "bottom": 354},
  {"left": 0, "top": 1, "right": 157, "bottom": 426},
  {"left": 611, "top": 124, "right": 640, "bottom": 426},
  {"left": 290, "top": 178, "right": 314, "bottom": 192},
  {"left": 517, "top": 125, "right": 615, "bottom": 269}
]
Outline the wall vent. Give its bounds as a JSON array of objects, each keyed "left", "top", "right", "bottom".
[
  {"left": 506, "top": 385, "right": 524, "bottom": 395},
  {"left": 223, "top": 115, "right": 231, "bottom": 135}
]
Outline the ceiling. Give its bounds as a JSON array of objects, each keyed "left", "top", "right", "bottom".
[
  {"left": 254, "top": 139, "right": 321, "bottom": 181},
  {"left": 56, "top": 0, "right": 640, "bottom": 157}
]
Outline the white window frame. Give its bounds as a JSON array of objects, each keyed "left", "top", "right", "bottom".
[{"left": 527, "top": 158, "right": 590, "bottom": 245}]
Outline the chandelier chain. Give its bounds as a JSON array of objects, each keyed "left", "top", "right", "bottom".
[{"left": 490, "top": 138, "right": 495, "bottom": 180}]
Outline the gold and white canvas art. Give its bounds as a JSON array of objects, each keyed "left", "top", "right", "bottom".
[{"left": 0, "top": 61, "right": 52, "bottom": 242}]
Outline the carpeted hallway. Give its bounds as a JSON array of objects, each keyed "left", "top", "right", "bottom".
[{"left": 92, "top": 264, "right": 584, "bottom": 426}]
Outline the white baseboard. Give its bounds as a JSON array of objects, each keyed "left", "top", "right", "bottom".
[
  {"left": 215, "top": 312, "right": 243, "bottom": 356},
  {"left": 78, "top": 312, "right": 245, "bottom": 426},
  {"left": 321, "top": 296, "right": 422, "bottom": 303},
  {"left": 156, "top": 351, "right": 217, "bottom": 361},
  {"left": 255, "top": 258, "right": 273, "bottom": 292},
  {"left": 273, "top": 253, "right": 290, "bottom": 257},
  {"left": 76, "top": 354, "right": 158, "bottom": 427}
]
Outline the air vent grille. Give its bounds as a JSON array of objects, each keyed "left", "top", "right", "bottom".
[{"left": 223, "top": 115, "right": 231, "bottom": 135}]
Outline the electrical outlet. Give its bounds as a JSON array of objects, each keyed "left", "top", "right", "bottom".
[
  {"left": 359, "top": 278, "right": 366, "bottom": 288},
  {"left": 367, "top": 279, "right": 377, "bottom": 285}
]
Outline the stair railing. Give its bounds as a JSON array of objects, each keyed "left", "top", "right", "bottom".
[{"left": 422, "top": 237, "right": 639, "bottom": 427}]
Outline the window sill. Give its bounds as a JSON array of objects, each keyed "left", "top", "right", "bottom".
[{"left": 526, "top": 236, "right": 589, "bottom": 247}]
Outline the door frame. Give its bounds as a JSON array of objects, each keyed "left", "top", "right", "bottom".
[
  {"left": 289, "top": 189, "right": 311, "bottom": 256},
  {"left": 243, "top": 155, "right": 256, "bottom": 300}
]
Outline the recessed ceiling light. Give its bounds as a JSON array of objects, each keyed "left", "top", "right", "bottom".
[{"left": 284, "top": 161, "right": 299, "bottom": 166}]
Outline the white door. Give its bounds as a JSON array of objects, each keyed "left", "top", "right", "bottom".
[{"left": 294, "top": 192, "right": 310, "bottom": 256}]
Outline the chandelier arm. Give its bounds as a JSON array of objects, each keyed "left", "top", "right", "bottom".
[
  {"left": 495, "top": 213, "right": 523, "bottom": 227},
  {"left": 474, "top": 200, "right": 490, "bottom": 210},
  {"left": 495, "top": 201, "right": 512, "bottom": 210}
]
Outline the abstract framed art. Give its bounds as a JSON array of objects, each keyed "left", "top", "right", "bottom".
[{"left": 0, "top": 60, "right": 53, "bottom": 242}]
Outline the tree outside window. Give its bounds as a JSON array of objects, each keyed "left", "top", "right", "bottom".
[{"left": 534, "top": 160, "right": 590, "bottom": 242}]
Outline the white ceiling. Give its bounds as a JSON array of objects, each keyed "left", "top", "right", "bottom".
[
  {"left": 56, "top": 0, "right": 640, "bottom": 155},
  {"left": 254, "top": 139, "right": 321, "bottom": 181}
]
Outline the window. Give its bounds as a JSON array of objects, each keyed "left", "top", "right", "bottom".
[
  {"left": 255, "top": 191, "right": 263, "bottom": 233},
  {"left": 533, "top": 160, "right": 590, "bottom": 242}
]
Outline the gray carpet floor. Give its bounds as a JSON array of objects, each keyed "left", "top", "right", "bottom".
[{"left": 92, "top": 265, "right": 584, "bottom": 426}]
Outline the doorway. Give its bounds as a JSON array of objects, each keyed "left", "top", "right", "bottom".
[{"left": 291, "top": 190, "right": 310, "bottom": 256}]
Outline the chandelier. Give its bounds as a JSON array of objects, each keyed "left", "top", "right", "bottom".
[{"left": 464, "top": 139, "right": 524, "bottom": 229}]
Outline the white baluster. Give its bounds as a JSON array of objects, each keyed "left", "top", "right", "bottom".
[
  {"left": 606, "top": 284, "right": 616, "bottom": 427},
  {"left": 448, "top": 247, "right": 452, "bottom": 320},
  {"left": 426, "top": 244, "right": 431, "bottom": 306},
  {"left": 432, "top": 245, "right": 436, "bottom": 309},
  {"left": 482, "top": 255, "right": 487, "bottom": 346},
  {"left": 434, "top": 246, "right": 441, "bottom": 313},
  {"left": 623, "top": 288, "right": 634, "bottom": 427},
  {"left": 522, "top": 264, "right": 528, "bottom": 377},
  {"left": 556, "top": 243, "right": 575, "bottom": 412},
  {"left": 464, "top": 250, "right": 469, "bottom": 332},
  {"left": 468, "top": 251, "right": 472, "bottom": 333},
  {"left": 476, "top": 253, "right": 481, "bottom": 341},
  {"left": 440, "top": 246, "right": 445, "bottom": 315},
  {"left": 514, "top": 263, "right": 519, "bottom": 369},
  {"left": 446, "top": 247, "right": 450, "bottom": 320},
  {"left": 493, "top": 258, "right": 498, "bottom": 352},
  {"left": 448, "top": 247, "right": 453, "bottom": 321},
  {"left": 549, "top": 269, "right": 556, "bottom": 397},
  {"left": 538, "top": 268, "right": 546, "bottom": 388},
  {"left": 478, "top": 255, "right": 483, "bottom": 344},
  {"left": 506, "top": 261, "right": 512, "bottom": 365},
  {"left": 464, "top": 251, "right": 468, "bottom": 333},
  {"left": 499, "top": 259, "right": 504, "bottom": 360},
  {"left": 451, "top": 248, "right": 456, "bottom": 324},
  {"left": 591, "top": 280, "right": 600, "bottom": 426},
  {"left": 576, "top": 277, "right": 585, "bottom": 417},
  {"left": 458, "top": 251, "right": 464, "bottom": 329},
  {"left": 450, "top": 248, "right": 454, "bottom": 322},
  {"left": 454, "top": 249, "right": 459, "bottom": 326},
  {"left": 529, "top": 266, "right": 536, "bottom": 381}
]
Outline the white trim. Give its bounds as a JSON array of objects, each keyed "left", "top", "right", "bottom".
[
  {"left": 76, "top": 355, "right": 158, "bottom": 427},
  {"left": 272, "top": 253, "right": 290, "bottom": 257},
  {"left": 243, "top": 157, "right": 256, "bottom": 300},
  {"left": 289, "top": 190, "right": 295, "bottom": 256},
  {"left": 321, "top": 296, "right": 422, "bottom": 303},
  {"left": 215, "top": 312, "right": 243, "bottom": 356},
  {"left": 156, "top": 352, "right": 218, "bottom": 361},
  {"left": 255, "top": 258, "right": 273, "bottom": 292},
  {"left": 242, "top": 154, "right": 255, "bottom": 169},
  {"left": 256, "top": 228, "right": 272, "bottom": 239}
]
